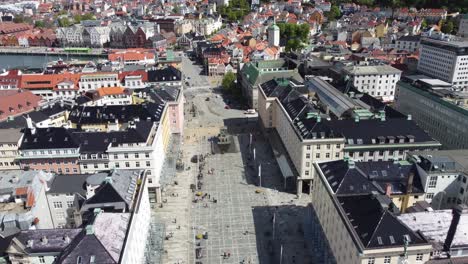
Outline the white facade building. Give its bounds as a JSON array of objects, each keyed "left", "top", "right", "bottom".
[
  {"left": 458, "top": 14, "right": 468, "bottom": 38},
  {"left": 312, "top": 161, "right": 434, "bottom": 264},
  {"left": 192, "top": 16, "right": 222, "bottom": 36},
  {"left": 268, "top": 23, "right": 280, "bottom": 47},
  {"left": 418, "top": 38, "right": 468, "bottom": 88},
  {"left": 395, "top": 35, "right": 421, "bottom": 52},
  {"left": 78, "top": 73, "right": 120, "bottom": 92},
  {"left": 409, "top": 150, "right": 468, "bottom": 209},
  {"left": 0, "top": 129, "right": 21, "bottom": 170},
  {"left": 395, "top": 79, "right": 468, "bottom": 149},
  {"left": 124, "top": 75, "right": 146, "bottom": 89},
  {"left": 344, "top": 64, "right": 402, "bottom": 102}
]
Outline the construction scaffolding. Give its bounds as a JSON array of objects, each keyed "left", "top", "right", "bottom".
[{"left": 145, "top": 220, "right": 165, "bottom": 264}]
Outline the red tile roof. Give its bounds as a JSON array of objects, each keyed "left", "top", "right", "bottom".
[
  {"left": 108, "top": 50, "right": 155, "bottom": 62},
  {"left": 0, "top": 22, "right": 32, "bottom": 34},
  {"left": 20, "top": 72, "right": 81, "bottom": 90},
  {"left": 0, "top": 90, "right": 42, "bottom": 121}
]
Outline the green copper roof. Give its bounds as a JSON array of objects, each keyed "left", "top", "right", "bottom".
[{"left": 269, "top": 23, "right": 280, "bottom": 30}]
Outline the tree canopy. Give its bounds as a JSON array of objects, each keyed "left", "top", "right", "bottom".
[
  {"left": 276, "top": 23, "right": 310, "bottom": 51},
  {"left": 218, "top": 0, "right": 250, "bottom": 22},
  {"left": 222, "top": 71, "right": 237, "bottom": 94},
  {"left": 325, "top": 5, "right": 341, "bottom": 21}
]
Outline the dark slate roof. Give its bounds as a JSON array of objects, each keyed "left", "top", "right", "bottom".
[
  {"left": 326, "top": 119, "right": 434, "bottom": 144},
  {"left": 82, "top": 170, "right": 139, "bottom": 211},
  {"left": 334, "top": 85, "right": 406, "bottom": 119},
  {"left": 295, "top": 118, "right": 435, "bottom": 143},
  {"left": 148, "top": 86, "right": 180, "bottom": 104},
  {"left": 0, "top": 103, "right": 70, "bottom": 129},
  {"left": 57, "top": 231, "right": 116, "bottom": 264},
  {"left": 14, "top": 229, "right": 82, "bottom": 253},
  {"left": 20, "top": 127, "right": 79, "bottom": 150},
  {"left": 319, "top": 160, "right": 425, "bottom": 196},
  {"left": 48, "top": 174, "right": 89, "bottom": 196},
  {"left": 72, "top": 121, "right": 154, "bottom": 152},
  {"left": 147, "top": 66, "right": 181, "bottom": 83},
  {"left": 0, "top": 234, "right": 14, "bottom": 257},
  {"left": 338, "top": 195, "right": 427, "bottom": 248},
  {"left": 398, "top": 35, "right": 421, "bottom": 42},
  {"left": 68, "top": 103, "right": 164, "bottom": 125},
  {"left": 85, "top": 183, "right": 124, "bottom": 205},
  {"left": 260, "top": 79, "right": 430, "bottom": 143}
]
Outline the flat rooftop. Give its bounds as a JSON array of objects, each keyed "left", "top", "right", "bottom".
[
  {"left": 410, "top": 150, "right": 468, "bottom": 174},
  {"left": 398, "top": 210, "right": 468, "bottom": 247},
  {"left": 344, "top": 64, "right": 402, "bottom": 75}
]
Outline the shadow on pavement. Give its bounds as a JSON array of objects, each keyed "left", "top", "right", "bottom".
[
  {"left": 222, "top": 117, "right": 292, "bottom": 192},
  {"left": 252, "top": 205, "right": 336, "bottom": 264}
]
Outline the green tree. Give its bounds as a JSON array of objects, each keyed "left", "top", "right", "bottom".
[
  {"left": 81, "top": 13, "right": 96, "bottom": 20},
  {"left": 286, "top": 39, "right": 302, "bottom": 52},
  {"left": 277, "top": 23, "right": 310, "bottom": 48},
  {"left": 222, "top": 71, "right": 237, "bottom": 94},
  {"left": 35, "top": 21, "right": 45, "bottom": 28},
  {"left": 441, "top": 20, "right": 454, "bottom": 34},
  {"left": 421, "top": 19, "right": 428, "bottom": 29},
  {"left": 325, "top": 5, "right": 341, "bottom": 21},
  {"left": 218, "top": 0, "right": 250, "bottom": 22},
  {"left": 58, "top": 17, "right": 71, "bottom": 27},
  {"left": 173, "top": 5, "right": 180, "bottom": 14},
  {"left": 73, "top": 14, "right": 82, "bottom": 23},
  {"left": 13, "top": 15, "right": 24, "bottom": 23}
]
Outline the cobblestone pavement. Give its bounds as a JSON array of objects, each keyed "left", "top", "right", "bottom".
[{"left": 149, "top": 59, "right": 335, "bottom": 264}]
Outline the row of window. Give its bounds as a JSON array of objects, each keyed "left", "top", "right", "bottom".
[
  {"left": 306, "top": 144, "right": 341, "bottom": 151},
  {"left": 367, "top": 253, "right": 423, "bottom": 264},
  {"left": 114, "top": 161, "right": 151, "bottom": 168},
  {"left": 53, "top": 200, "right": 74, "bottom": 209},
  {"left": 0, "top": 161, "right": 18, "bottom": 166},
  {"left": 26, "top": 149, "right": 77, "bottom": 155},
  {"left": 0, "top": 144, "right": 17, "bottom": 148},
  {"left": 305, "top": 152, "right": 340, "bottom": 159},
  {"left": 112, "top": 153, "right": 151, "bottom": 159},
  {"left": 347, "top": 150, "right": 405, "bottom": 158}
]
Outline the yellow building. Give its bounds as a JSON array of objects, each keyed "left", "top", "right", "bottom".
[{"left": 375, "top": 23, "right": 388, "bottom": 38}]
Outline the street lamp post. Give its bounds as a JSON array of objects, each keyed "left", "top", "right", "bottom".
[{"left": 258, "top": 163, "right": 262, "bottom": 187}]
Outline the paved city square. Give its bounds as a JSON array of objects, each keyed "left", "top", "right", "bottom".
[{"left": 149, "top": 59, "right": 335, "bottom": 264}]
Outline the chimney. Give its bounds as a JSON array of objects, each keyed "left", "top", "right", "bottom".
[
  {"left": 63, "top": 235, "right": 71, "bottom": 244},
  {"left": 406, "top": 172, "right": 414, "bottom": 194},
  {"left": 354, "top": 115, "right": 359, "bottom": 123},
  {"left": 444, "top": 205, "right": 468, "bottom": 252},
  {"left": 348, "top": 159, "right": 355, "bottom": 169},
  {"left": 407, "top": 114, "right": 412, "bottom": 121},
  {"left": 86, "top": 225, "right": 94, "bottom": 235},
  {"left": 27, "top": 239, "right": 34, "bottom": 248},
  {"left": 26, "top": 115, "right": 36, "bottom": 135},
  {"left": 385, "top": 183, "right": 392, "bottom": 197},
  {"left": 41, "top": 236, "right": 48, "bottom": 245},
  {"left": 379, "top": 110, "right": 386, "bottom": 122}
]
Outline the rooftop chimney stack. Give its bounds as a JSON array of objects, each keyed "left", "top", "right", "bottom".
[
  {"left": 385, "top": 183, "right": 392, "bottom": 197},
  {"left": 406, "top": 172, "right": 414, "bottom": 194},
  {"left": 26, "top": 115, "right": 36, "bottom": 135},
  {"left": 379, "top": 110, "right": 386, "bottom": 122},
  {"left": 444, "top": 204, "right": 468, "bottom": 252}
]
